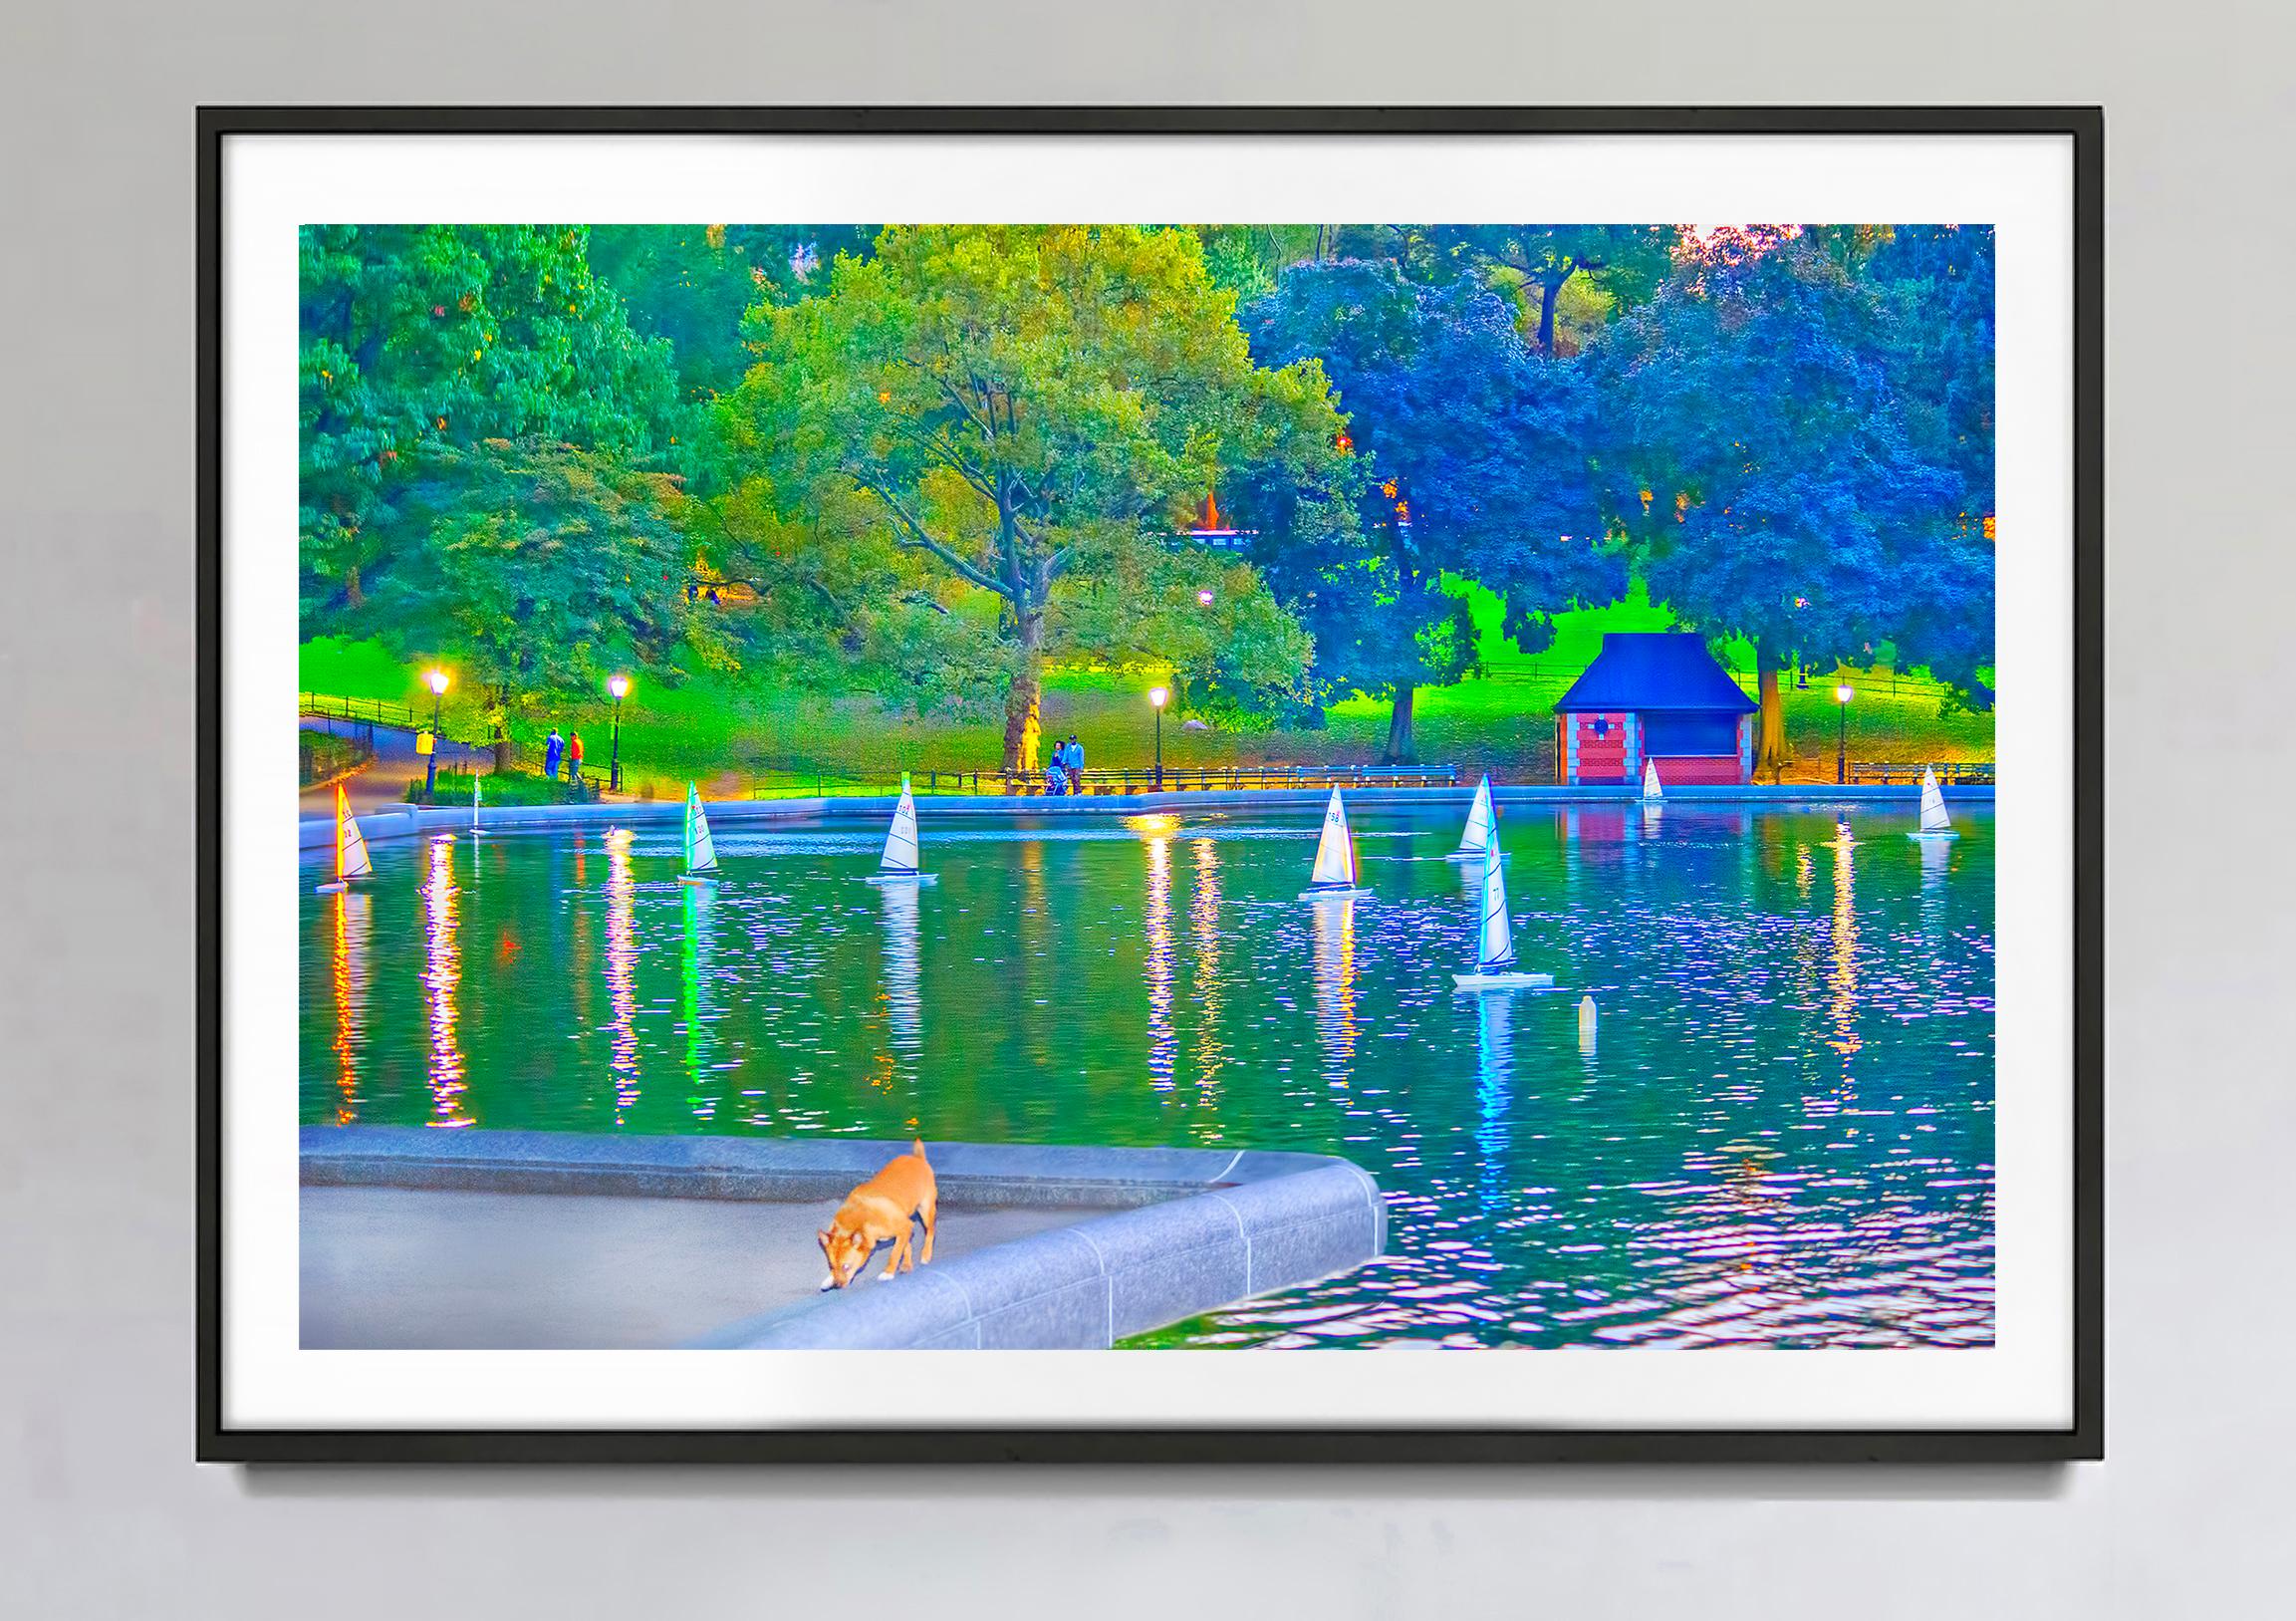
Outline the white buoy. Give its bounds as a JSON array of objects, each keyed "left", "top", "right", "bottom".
[{"left": 1577, "top": 994, "right": 1599, "bottom": 1055}]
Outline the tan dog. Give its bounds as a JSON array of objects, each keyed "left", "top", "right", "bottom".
[{"left": 818, "top": 1139, "right": 938, "bottom": 1289}]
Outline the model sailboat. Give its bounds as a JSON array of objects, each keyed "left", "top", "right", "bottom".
[
  {"left": 679, "top": 782, "right": 720, "bottom": 883},
  {"left": 1299, "top": 786, "right": 1373, "bottom": 901},
  {"left": 867, "top": 774, "right": 938, "bottom": 886},
  {"left": 1642, "top": 759, "right": 1664, "bottom": 803},
  {"left": 468, "top": 771, "right": 484, "bottom": 838},
  {"left": 1907, "top": 766, "right": 1959, "bottom": 841},
  {"left": 1446, "top": 774, "right": 1497, "bottom": 864},
  {"left": 1452, "top": 838, "right": 1554, "bottom": 991},
  {"left": 315, "top": 784, "right": 373, "bottom": 894}
]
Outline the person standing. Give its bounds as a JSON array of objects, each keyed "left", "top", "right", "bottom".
[
  {"left": 569, "top": 730, "right": 586, "bottom": 782},
  {"left": 543, "top": 727, "right": 565, "bottom": 781},
  {"left": 1065, "top": 734, "right": 1085, "bottom": 793}
]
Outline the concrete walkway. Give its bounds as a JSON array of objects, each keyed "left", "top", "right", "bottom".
[{"left": 299, "top": 1185, "right": 1119, "bottom": 1350}]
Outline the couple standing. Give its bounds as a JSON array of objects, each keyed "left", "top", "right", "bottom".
[
  {"left": 1045, "top": 732, "right": 1087, "bottom": 795},
  {"left": 542, "top": 727, "right": 585, "bottom": 781}
]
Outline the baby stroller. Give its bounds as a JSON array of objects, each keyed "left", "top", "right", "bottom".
[{"left": 1044, "top": 760, "right": 1070, "bottom": 796}]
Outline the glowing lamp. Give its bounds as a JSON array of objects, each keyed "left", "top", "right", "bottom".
[
  {"left": 424, "top": 669, "right": 450, "bottom": 696},
  {"left": 608, "top": 675, "right": 632, "bottom": 700},
  {"left": 1834, "top": 682, "right": 1855, "bottom": 704},
  {"left": 1195, "top": 588, "right": 1214, "bottom": 608},
  {"left": 1148, "top": 686, "right": 1169, "bottom": 709}
]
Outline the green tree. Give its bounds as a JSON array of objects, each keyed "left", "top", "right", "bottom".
[
  {"left": 723, "top": 225, "right": 1349, "bottom": 770},
  {"left": 358, "top": 439, "right": 703, "bottom": 763},
  {"left": 298, "top": 225, "right": 681, "bottom": 619},
  {"left": 588, "top": 223, "right": 877, "bottom": 401}
]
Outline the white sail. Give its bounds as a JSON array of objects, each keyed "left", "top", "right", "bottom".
[
  {"left": 684, "top": 782, "right": 718, "bottom": 874},
  {"left": 336, "top": 786, "right": 373, "bottom": 880},
  {"left": 1454, "top": 774, "right": 1495, "bottom": 857},
  {"left": 1642, "top": 758, "right": 1664, "bottom": 803},
  {"left": 880, "top": 775, "right": 921, "bottom": 874},
  {"left": 471, "top": 771, "right": 483, "bottom": 833},
  {"left": 1476, "top": 838, "right": 1515, "bottom": 970},
  {"left": 1307, "top": 786, "right": 1358, "bottom": 889},
  {"left": 1917, "top": 767, "right": 1952, "bottom": 834}
]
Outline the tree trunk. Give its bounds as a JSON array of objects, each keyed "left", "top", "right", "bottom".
[
  {"left": 344, "top": 561, "right": 364, "bottom": 609},
  {"left": 1001, "top": 608, "right": 1046, "bottom": 773},
  {"left": 1384, "top": 682, "right": 1417, "bottom": 764},
  {"left": 1536, "top": 270, "right": 1570, "bottom": 357},
  {"left": 1754, "top": 646, "right": 1792, "bottom": 779}
]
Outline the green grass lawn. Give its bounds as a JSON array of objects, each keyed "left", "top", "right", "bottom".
[{"left": 302, "top": 584, "right": 1993, "bottom": 796}]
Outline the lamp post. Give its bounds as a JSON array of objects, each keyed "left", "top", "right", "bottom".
[
  {"left": 1834, "top": 681, "right": 1854, "bottom": 785},
  {"left": 607, "top": 674, "right": 630, "bottom": 793},
  {"left": 1148, "top": 685, "right": 1169, "bottom": 790},
  {"left": 422, "top": 669, "right": 449, "bottom": 802}
]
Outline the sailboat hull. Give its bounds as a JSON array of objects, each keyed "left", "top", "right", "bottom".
[
  {"left": 1906, "top": 830, "right": 1960, "bottom": 842},
  {"left": 1444, "top": 847, "right": 1500, "bottom": 864},
  {"left": 1299, "top": 885, "right": 1374, "bottom": 901},
  {"left": 678, "top": 871, "right": 719, "bottom": 884},
  {"left": 1451, "top": 970, "right": 1557, "bottom": 991},
  {"left": 315, "top": 880, "right": 351, "bottom": 895},
  {"left": 867, "top": 871, "right": 939, "bottom": 887}
]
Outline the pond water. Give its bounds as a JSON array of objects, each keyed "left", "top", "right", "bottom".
[{"left": 300, "top": 800, "right": 1995, "bottom": 1350}]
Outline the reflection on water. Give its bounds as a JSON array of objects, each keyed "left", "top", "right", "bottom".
[
  {"left": 420, "top": 835, "right": 467, "bottom": 1127},
  {"left": 302, "top": 804, "right": 1997, "bottom": 1349},
  {"left": 330, "top": 890, "right": 371, "bottom": 1123},
  {"left": 682, "top": 884, "right": 721, "bottom": 1122},
  {"left": 1828, "top": 821, "right": 1862, "bottom": 1058},
  {"left": 1144, "top": 823, "right": 1175, "bottom": 1094},
  {"left": 1309, "top": 896, "right": 1360, "bottom": 1092},
  {"left": 1189, "top": 837, "right": 1226, "bottom": 1132},
  {"left": 603, "top": 827, "right": 639, "bottom": 1123}
]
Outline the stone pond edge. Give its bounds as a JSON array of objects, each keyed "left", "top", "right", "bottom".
[{"left": 300, "top": 1126, "right": 1388, "bottom": 1350}]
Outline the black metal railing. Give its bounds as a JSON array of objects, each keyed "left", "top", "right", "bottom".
[
  {"left": 1847, "top": 760, "right": 1996, "bottom": 786},
  {"left": 731, "top": 761, "right": 1462, "bottom": 799},
  {"left": 300, "top": 691, "right": 418, "bottom": 729}
]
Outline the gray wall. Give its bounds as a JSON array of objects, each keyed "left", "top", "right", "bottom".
[{"left": 2, "top": 2, "right": 2286, "bottom": 1615}]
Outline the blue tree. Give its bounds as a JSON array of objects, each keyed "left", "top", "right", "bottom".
[
  {"left": 1591, "top": 229, "right": 1994, "bottom": 770},
  {"left": 1238, "top": 259, "right": 1626, "bottom": 760}
]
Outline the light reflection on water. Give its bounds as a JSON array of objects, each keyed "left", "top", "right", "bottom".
[{"left": 302, "top": 804, "right": 1995, "bottom": 1349}]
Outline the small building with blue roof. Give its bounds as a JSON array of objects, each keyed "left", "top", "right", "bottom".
[{"left": 1553, "top": 632, "right": 1759, "bottom": 787}]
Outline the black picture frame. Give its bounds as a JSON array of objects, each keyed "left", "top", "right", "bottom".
[{"left": 199, "top": 104, "right": 2104, "bottom": 1466}]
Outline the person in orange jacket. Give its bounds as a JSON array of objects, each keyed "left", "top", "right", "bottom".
[{"left": 569, "top": 730, "right": 586, "bottom": 781}]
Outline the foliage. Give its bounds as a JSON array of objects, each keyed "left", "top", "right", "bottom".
[
  {"left": 1589, "top": 227, "right": 1996, "bottom": 766},
  {"left": 719, "top": 225, "right": 1345, "bottom": 769},
  {"left": 588, "top": 223, "right": 877, "bottom": 402},
  {"left": 299, "top": 225, "right": 682, "bottom": 621},
  {"left": 1432, "top": 225, "right": 1678, "bottom": 355},
  {"left": 356, "top": 439, "right": 700, "bottom": 743},
  {"left": 1240, "top": 258, "right": 1625, "bottom": 758}
]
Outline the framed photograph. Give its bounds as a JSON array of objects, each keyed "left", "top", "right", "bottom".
[{"left": 200, "top": 106, "right": 2102, "bottom": 1463}]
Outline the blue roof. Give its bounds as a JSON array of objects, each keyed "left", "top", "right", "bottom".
[{"left": 1553, "top": 633, "right": 1759, "bottom": 715}]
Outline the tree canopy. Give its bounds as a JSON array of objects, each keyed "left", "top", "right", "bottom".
[
  {"left": 299, "top": 224, "right": 681, "bottom": 623},
  {"left": 718, "top": 224, "right": 1349, "bottom": 769},
  {"left": 1241, "top": 258, "right": 1624, "bottom": 759},
  {"left": 1590, "top": 227, "right": 1995, "bottom": 768}
]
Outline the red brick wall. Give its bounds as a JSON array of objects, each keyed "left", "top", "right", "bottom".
[
  {"left": 1646, "top": 753, "right": 1743, "bottom": 787},
  {"left": 1573, "top": 712, "right": 1630, "bottom": 784}
]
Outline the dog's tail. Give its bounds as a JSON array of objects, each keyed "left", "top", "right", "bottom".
[{"left": 912, "top": 1137, "right": 928, "bottom": 1163}]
